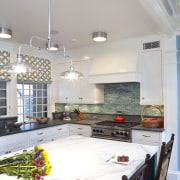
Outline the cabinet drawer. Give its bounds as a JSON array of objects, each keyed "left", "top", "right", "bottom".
[
  {"left": 29, "top": 137, "right": 50, "bottom": 147},
  {"left": 133, "top": 130, "right": 159, "bottom": 143},
  {"left": 51, "top": 124, "right": 69, "bottom": 135},
  {"left": 29, "top": 128, "right": 49, "bottom": 138},
  {"left": 69, "top": 124, "right": 91, "bottom": 133}
]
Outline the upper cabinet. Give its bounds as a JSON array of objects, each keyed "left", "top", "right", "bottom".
[
  {"left": 140, "top": 50, "right": 163, "bottom": 105},
  {"left": 55, "top": 59, "right": 104, "bottom": 104}
]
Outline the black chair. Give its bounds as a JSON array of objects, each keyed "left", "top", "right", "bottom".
[
  {"left": 122, "top": 154, "right": 151, "bottom": 180},
  {"left": 155, "top": 133, "right": 175, "bottom": 180}
]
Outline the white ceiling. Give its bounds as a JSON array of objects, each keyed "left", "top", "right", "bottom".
[{"left": 0, "top": 0, "right": 179, "bottom": 50}]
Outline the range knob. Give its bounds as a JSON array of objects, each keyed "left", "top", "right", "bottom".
[
  {"left": 116, "top": 131, "right": 120, "bottom": 135},
  {"left": 120, "top": 132, "right": 124, "bottom": 136},
  {"left": 100, "top": 130, "right": 103, "bottom": 133},
  {"left": 124, "top": 132, "right": 128, "bottom": 136},
  {"left": 93, "top": 129, "right": 96, "bottom": 132},
  {"left": 112, "top": 132, "right": 116, "bottom": 136},
  {"left": 96, "top": 129, "right": 99, "bottom": 132}
]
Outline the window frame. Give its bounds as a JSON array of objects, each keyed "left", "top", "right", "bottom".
[
  {"left": 17, "top": 82, "right": 48, "bottom": 123},
  {"left": 0, "top": 81, "right": 8, "bottom": 116}
]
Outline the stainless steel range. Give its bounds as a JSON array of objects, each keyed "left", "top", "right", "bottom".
[{"left": 91, "top": 121, "right": 139, "bottom": 142}]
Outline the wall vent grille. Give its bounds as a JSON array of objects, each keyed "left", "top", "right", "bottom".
[{"left": 143, "top": 41, "right": 160, "bottom": 50}]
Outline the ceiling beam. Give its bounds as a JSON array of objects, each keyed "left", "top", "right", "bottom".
[{"left": 139, "top": 0, "right": 175, "bottom": 36}]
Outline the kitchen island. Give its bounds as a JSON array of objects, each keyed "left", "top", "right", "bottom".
[{"left": 0, "top": 135, "right": 158, "bottom": 180}]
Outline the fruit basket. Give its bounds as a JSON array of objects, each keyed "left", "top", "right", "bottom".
[
  {"left": 26, "top": 116, "right": 50, "bottom": 124},
  {"left": 141, "top": 105, "right": 163, "bottom": 128}
]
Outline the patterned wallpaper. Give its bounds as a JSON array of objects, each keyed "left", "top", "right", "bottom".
[
  {"left": 55, "top": 83, "right": 164, "bottom": 116},
  {"left": 0, "top": 50, "right": 11, "bottom": 81}
]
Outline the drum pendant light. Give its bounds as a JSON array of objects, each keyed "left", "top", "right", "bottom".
[{"left": 0, "top": 27, "right": 12, "bottom": 39}]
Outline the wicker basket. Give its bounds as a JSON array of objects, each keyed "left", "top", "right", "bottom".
[{"left": 141, "top": 105, "right": 163, "bottom": 128}]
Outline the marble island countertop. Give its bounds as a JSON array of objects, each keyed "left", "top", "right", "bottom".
[{"left": 0, "top": 135, "right": 158, "bottom": 180}]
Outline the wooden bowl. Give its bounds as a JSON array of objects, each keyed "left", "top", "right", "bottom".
[{"left": 36, "top": 118, "right": 50, "bottom": 124}]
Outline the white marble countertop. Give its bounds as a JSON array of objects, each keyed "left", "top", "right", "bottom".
[{"left": 0, "top": 135, "right": 158, "bottom": 180}]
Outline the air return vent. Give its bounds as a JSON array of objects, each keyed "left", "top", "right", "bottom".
[{"left": 143, "top": 41, "right": 160, "bottom": 50}]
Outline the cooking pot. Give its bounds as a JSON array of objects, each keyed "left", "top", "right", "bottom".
[{"left": 113, "top": 116, "right": 124, "bottom": 123}]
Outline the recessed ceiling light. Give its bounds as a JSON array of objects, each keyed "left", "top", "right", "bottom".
[
  {"left": 0, "top": 27, "right": 12, "bottom": 39},
  {"left": 92, "top": 32, "right": 107, "bottom": 42}
]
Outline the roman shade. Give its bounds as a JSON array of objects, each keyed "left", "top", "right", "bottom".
[
  {"left": 17, "top": 54, "right": 52, "bottom": 83},
  {"left": 0, "top": 50, "right": 11, "bottom": 81}
]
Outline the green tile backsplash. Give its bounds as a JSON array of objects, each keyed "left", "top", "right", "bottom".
[{"left": 55, "top": 83, "right": 164, "bottom": 116}]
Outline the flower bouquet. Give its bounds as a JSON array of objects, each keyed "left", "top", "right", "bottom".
[{"left": 0, "top": 145, "right": 51, "bottom": 180}]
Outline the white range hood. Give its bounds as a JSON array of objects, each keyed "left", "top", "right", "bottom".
[
  {"left": 88, "top": 40, "right": 141, "bottom": 84},
  {"left": 89, "top": 72, "right": 140, "bottom": 84}
]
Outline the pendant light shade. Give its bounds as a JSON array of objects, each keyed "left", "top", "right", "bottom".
[
  {"left": 60, "top": 56, "right": 83, "bottom": 80},
  {"left": 92, "top": 32, "right": 107, "bottom": 42},
  {"left": 0, "top": 27, "right": 12, "bottom": 39},
  {"left": 4, "top": 45, "right": 36, "bottom": 73}
]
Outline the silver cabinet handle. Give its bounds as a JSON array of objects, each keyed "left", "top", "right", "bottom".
[
  {"left": 77, "top": 128, "right": 83, "bottom": 130},
  {"left": 142, "top": 135, "right": 151, "bottom": 138},
  {"left": 37, "top": 133, "right": 44, "bottom": 135},
  {"left": 38, "top": 139, "right": 43, "bottom": 142},
  {"left": 5, "top": 151, "right": 8, "bottom": 154},
  {"left": 78, "top": 133, "right": 83, "bottom": 135},
  {"left": 57, "top": 128, "right": 62, "bottom": 131}
]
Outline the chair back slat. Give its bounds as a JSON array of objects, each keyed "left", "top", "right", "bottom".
[
  {"left": 122, "top": 154, "right": 151, "bottom": 180},
  {"left": 155, "top": 134, "right": 175, "bottom": 180}
]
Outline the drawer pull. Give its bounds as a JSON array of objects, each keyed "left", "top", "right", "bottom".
[
  {"left": 78, "top": 133, "right": 83, "bottom": 135},
  {"left": 38, "top": 139, "right": 43, "bottom": 142},
  {"left": 9, "top": 151, "right": 11, "bottom": 153},
  {"left": 37, "top": 133, "right": 44, "bottom": 135},
  {"left": 77, "top": 128, "right": 83, "bottom": 130},
  {"left": 57, "top": 128, "right": 62, "bottom": 131},
  {"left": 142, "top": 135, "right": 151, "bottom": 138},
  {"left": 5, "top": 151, "right": 8, "bottom": 154}
]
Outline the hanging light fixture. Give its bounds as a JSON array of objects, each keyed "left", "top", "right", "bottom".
[
  {"left": 4, "top": 44, "right": 36, "bottom": 73},
  {"left": 46, "top": 41, "right": 59, "bottom": 51},
  {"left": 0, "top": 27, "right": 12, "bottom": 39},
  {"left": 60, "top": 56, "right": 83, "bottom": 80},
  {"left": 3, "top": 0, "right": 83, "bottom": 78},
  {"left": 92, "top": 32, "right": 107, "bottom": 42}
]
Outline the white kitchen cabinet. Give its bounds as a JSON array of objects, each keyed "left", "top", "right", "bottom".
[
  {"left": 48, "top": 124, "right": 69, "bottom": 141},
  {"left": 69, "top": 124, "right": 91, "bottom": 137},
  {"left": 29, "top": 128, "right": 51, "bottom": 147},
  {"left": 28, "top": 124, "right": 69, "bottom": 146},
  {"left": 0, "top": 132, "right": 29, "bottom": 155},
  {"left": 132, "top": 129, "right": 165, "bottom": 160},
  {"left": 140, "top": 50, "right": 163, "bottom": 105},
  {"left": 56, "top": 60, "right": 104, "bottom": 104},
  {"left": 56, "top": 62, "right": 72, "bottom": 103}
]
